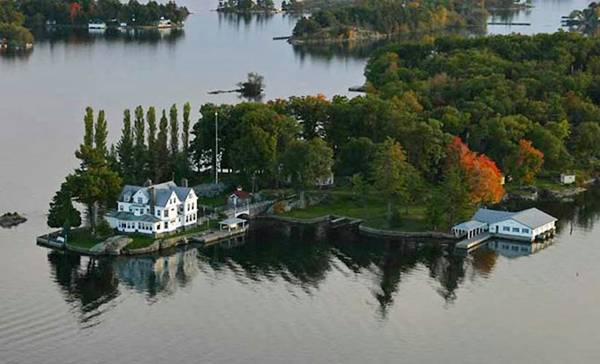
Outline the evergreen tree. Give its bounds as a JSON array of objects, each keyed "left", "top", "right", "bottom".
[
  {"left": 95, "top": 110, "right": 108, "bottom": 157},
  {"left": 133, "top": 106, "right": 147, "bottom": 183},
  {"left": 47, "top": 183, "right": 82, "bottom": 237},
  {"left": 156, "top": 110, "right": 170, "bottom": 182},
  {"left": 117, "top": 109, "right": 135, "bottom": 184}
]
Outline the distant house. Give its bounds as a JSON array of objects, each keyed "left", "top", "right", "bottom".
[
  {"left": 452, "top": 207, "right": 557, "bottom": 242},
  {"left": 227, "top": 187, "right": 251, "bottom": 208},
  {"left": 560, "top": 174, "right": 576, "bottom": 185},
  {"left": 106, "top": 181, "right": 198, "bottom": 236}
]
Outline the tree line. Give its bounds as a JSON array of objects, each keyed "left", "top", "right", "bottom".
[
  {"left": 365, "top": 32, "right": 600, "bottom": 176},
  {"left": 0, "top": 0, "right": 33, "bottom": 49},
  {"left": 21, "top": 0, "right": 188, "bottom": 27}
]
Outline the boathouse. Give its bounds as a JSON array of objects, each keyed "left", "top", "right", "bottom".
[{"left": 452, "top": 208, "right": 557, "bottom": 242}]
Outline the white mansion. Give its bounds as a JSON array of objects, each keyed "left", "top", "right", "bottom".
[{"left": 106, "top": 181, "right": 198, "bottom": 236}]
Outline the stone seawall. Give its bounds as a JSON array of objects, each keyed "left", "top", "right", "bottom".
[{"left": 258, "top": 214, "right": 456, "bottom": 243}]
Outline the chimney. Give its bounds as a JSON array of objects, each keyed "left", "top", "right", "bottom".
[
  {"left": 144, "top": 179, "right": 153, "bottom": 187},
  {"left": 181, "top": 178, "right": 188, "bottom": 188},
  {"left": 149, "top": 187, "right": 156, "bottom": 214}
]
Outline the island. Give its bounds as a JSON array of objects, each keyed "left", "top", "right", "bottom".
[
  {"left": 0, "top": 0, "right": 189, "bottom": 51},
  {"left": 217, "top": 0, "right": 277, "bottom": 14},
  {"left": 36, "top": 31, "right": 600, "bottom": 256},
  {"left": 0, "top": 212, "right": 27, "bottom": 228},
  {"left": 289, "top": 0, "right": 490, "bottom": 44}
]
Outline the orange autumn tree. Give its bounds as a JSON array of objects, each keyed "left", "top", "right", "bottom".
[
  {"left": 446, "top": 137, "right": 505, "bottom": 204},
  {"left": 69, "top": 3, "right": 82, "bottom": 22},
  {"left": 511, "top": 139, "right": 544, "bottom": 185}
]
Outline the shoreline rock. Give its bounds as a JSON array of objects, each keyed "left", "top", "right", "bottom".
[{"left": 0, "top": 212, "right": 27, "bottom": 228}]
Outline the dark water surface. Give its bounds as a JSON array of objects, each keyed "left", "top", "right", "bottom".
[{"left": 1, "top": 1, "right": 600, "bottom": 363}]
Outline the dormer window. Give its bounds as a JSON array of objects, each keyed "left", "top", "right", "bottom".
[{"left": 137, "top": 197, "right": 143, "bottom": 204}]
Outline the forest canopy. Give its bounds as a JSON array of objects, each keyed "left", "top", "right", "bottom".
[{"left": 364, "top": 32, "right": 600, "bottom": 174}]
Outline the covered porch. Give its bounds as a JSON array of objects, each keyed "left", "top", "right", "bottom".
[
  {"left": 452, "top": 220, "right": 488, "bottom": 239},
  {"left": 219, "top": 217, "right": 247, "bottom": 232}
]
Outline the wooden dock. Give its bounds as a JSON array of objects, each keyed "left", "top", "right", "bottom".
[
  {"left": 455, "top": 233, "right": 492, "bottom": 250},
  {"left": 190, "top": 227, "right": 248, "bottom": 246},
  {"left": 487, "top": 22, "right": 531, "bottom": 26}
]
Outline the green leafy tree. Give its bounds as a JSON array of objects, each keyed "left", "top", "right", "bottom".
[
  {"left": 351, "top": 173, "right": 370, "bottom": 207},
  {"left": 572, "top": 122, "right": 600, "bottom": 162},
  {"left": 68, "top": 109, "right": 122, "bottom": 233},
  {"left": 427, "top": 167, "right": 473, "bottom": 230},
  {"left": 372, "top": 138, "right": 414, "bottom": 223},
  {"left": 336, "top": 137, "right": 377, "bottom": 179},
  {"left": 281, "top": 138, "right": 333, "bottom": 207}
]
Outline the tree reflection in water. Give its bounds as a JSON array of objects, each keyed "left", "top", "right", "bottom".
[{"left": 46, "top": 188, "right": 599, "bottom": 323}]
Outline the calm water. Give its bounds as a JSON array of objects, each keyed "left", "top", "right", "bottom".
[{"left": 1, "top": 1, "right": 600, "bottom": 363}]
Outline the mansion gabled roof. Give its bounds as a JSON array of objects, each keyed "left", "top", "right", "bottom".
[{"left": 119, "top": 181, "right": 194, "bottom": 207}]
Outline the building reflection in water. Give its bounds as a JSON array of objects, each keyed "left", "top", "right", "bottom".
[
  {"left": 484, "top": 239, "right": 554, "bottom": 258},
  {"left": 48, "top": 234, "right": 479, "bottom": 323},
  {"left": 48, "top": 185, "right": 599, "bottom": 325}
]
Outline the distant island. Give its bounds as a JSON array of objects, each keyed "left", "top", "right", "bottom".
[
  {"left": 289, "top": 0, "right": 490, "bottom": 44},
  {"left": 564, "top": 2, "right": 600, "bottom": 35},
  {"left": 0, "top": 0, "right": 189, "bottom": 51},
  {"left": 217, "top": 0, "right": 277, "bottom": 14}
]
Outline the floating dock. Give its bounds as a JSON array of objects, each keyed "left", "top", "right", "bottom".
[
  {"left": 190, "top": 227, "right": 248, "bottom": 247},
  {"left": 455, "top": 233, "right": 492, "bottom": 251}
]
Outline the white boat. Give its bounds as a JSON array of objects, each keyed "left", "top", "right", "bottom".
[
  {"left": 157, "top": 18, "right": 172, "bottom": 28},
  {"left": 88, "top": 22, "right": 107, "bottom": 30}
]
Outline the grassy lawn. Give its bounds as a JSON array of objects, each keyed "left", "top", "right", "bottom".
[
  {"left": 67, "top": 228, "right": 102, "bottom": 249},
  {"left": 127, "top": 234, "right": 156, "bottom": 250},
  {"left": 199, "top": 194, "right": 229, "bottom": 207},
  {"left": 124, "top": 220, "right": 216, "bottom": 250},
  {"left": 282, "top": 189, "right": 432, "bottom": 232}
]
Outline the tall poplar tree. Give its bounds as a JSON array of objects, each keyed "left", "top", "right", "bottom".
[
  {"left": 117, "top": 109, "right": 135, "bottom": 184},
  {"left": 83, "top": 107, "right": 94, "bottom": 148},
  {"left": 95, "top": 110, "right": 108, "bottom": 158},
  {"left": 146, "top": 106, "right": 157, "bottom": 181},
  {"left": 181, "top": 102, "right": 192, "bottom": 178},
  {"left": 156, "top": 110, "right": 170, "bottom": 182},
  {"left": 133, "top": 106, "right": 147, "bottom": 183},
  {"left": 169, "top": 104, "right": 179, "bottom": 156}
]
